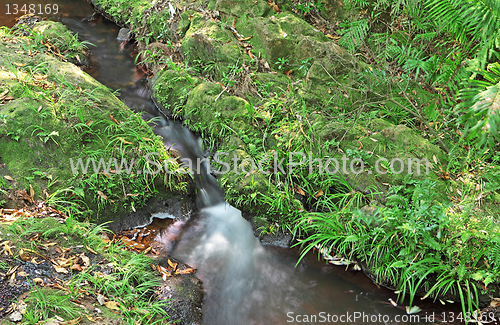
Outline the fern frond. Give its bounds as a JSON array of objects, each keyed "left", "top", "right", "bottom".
[
  {"left": 339, "top": 19, "right": 369, "bottom": 53},
  {"left": 457, "top": 63, "right": 500, "bottom": 149}
]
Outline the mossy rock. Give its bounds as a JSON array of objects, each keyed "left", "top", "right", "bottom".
[
  {"left": 207, "top": 0, "right": 273, "bottom": 17},
  {"left": 0, "top": 22, "right": 183, "bottom": 219},
  {"left": 152, "top": 69, "right": 200, "bottom": 113},
  {"left": 181, "top": 13, "right": 242, "bottom": 76}
]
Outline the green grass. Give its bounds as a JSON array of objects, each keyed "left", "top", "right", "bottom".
[
  {"left": 292, "top": 177, "right": 500, "bottom": 315},
  {"left": 4, "top": 215, "right": 170, "bottom": 325}
]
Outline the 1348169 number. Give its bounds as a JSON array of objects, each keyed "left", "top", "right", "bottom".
[{"left": 5, "top": 4, "right": 59, "bottom": 15}]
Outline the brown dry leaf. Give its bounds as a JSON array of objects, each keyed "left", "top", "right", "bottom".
[
  {"left": 433, "top": 155, "right": 438, "bottom": 164},
  {"left": 97, "top": 191, "right": 108, "bottom": 200},
  {"left": 33, "top": 278, "right": 44, "bottom": 285},
  {"left": 245, "top": 49, "right": 254, "bottom": 59},
  {"left": 176, "top": 267, "right": 196, "bottom": 275},
  {"left": 314, "top": 189, "right": 324, "bottom": 198},
  {"left": 18, "top": 248, "right": 31, "bottom": 261},
  {"left": 14, "top": 62, "right": 26, "bottom": 67},
  {"left": 86, "top": 315, "right": 95, "bottom": 322},
  {"left": 325, "top": 34, "right": 340, "bottom": 40},
  {"left": 120, "top": 237, "right": 146, "bottom": 250},
  {"left": 141, "top": 137, "right": 153, "bottom": 142},
  {"left": 86, "top": 246, "right": 97, "bottom": 254},
  {"left": 80, "top": 254, "right": 90, "bottom": 268},
  {"left": 18, "top": 271, "right": 26, "bottom": 277},
  {"left": 71, "top": 264, "right": 83, "bottom": 271},
  {"left": 176, "top": 3, "right": 182, "bottom": 10},
  {"left": 167, "top": 259, "right": 178, "bottom": 271},
  {"left": 29, "top": 184, "right": 34, "bottom": 199},
  {"left": 56, "top": 257, "right": 75, "bottom": 268},
  {"left": 5, "top": 265, "right": 19, "bottom": 277},
  {"left": 16, "top": 189, "right": 33, "bottom": 203},
  {"left": 3, "top": 175, "right": 14, "bottom": 181},
  {"left": 118, "top": 137, "right": 132, "bottom": 145},
  {"left": 294, "top": 186, "right": 305, "bottom": 196},
  {"left": 54, "top": 266, "right": 68, "bottom": 274},
  {"left": 238, "top": 35, "right": 253, "bottom": 41},
  {"left": 3, "top": 243, "right": 13, "bottom": 256},
  {"left": 104, "top": 300, "right": 120, "bottom": 311},
  {"left": 59, "top": 316, "right": 82, "bottom": 325},
  {"left": 490, "top": 298, "right": 500, "bottom": 308},
  {"left": 0, "top": 89, "right": 8, "bottom": 100},
  {"left": 109, "top": 114, "right": 120, "bottom": 125}
]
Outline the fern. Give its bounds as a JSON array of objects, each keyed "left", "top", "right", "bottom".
[
  {"left": 425, "top": 0, "right": 500, "bottom": 68},
  {"left": 456, "top": 62, "right": 500, "bottom": 149},
  {"left": 487, "top": 237, "right": 500, "bottom": 271},
  {"left": 338, "top": 19, "right": 369, "bottom": 53}
]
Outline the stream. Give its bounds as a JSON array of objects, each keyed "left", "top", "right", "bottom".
[{"left": 1, "top": 2, "right": 465, "bottom": 324}]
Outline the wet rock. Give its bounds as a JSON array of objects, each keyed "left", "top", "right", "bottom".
[
  {"left": 9, "top": 311, "right": 22, "bottom": 322},
  {"left": 104, "top": 192, "right": 196, "bottom": 232},
  {"left": 258, "top": 232, "right": 292, "bottom": 248},
  {"left": 117, "top": 27, "right": 130, "bottom": 41},
  {"left": 158, "top": 274, "right": 203, "bottom": 325}
]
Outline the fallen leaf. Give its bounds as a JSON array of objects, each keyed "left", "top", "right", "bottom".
[
  {"left": 325, "top": 34, "right": 340, "bottom": 40},
  {"left": 14, "top": 62, "right": 26, "bottom": 67},
  {"left": 118, "top": 137, "right": 132, "bottom": 145},
  {"left": 176, "top": 267, "right": 196, "bottom": 275},
  {"left": 3, "top": 175, "right": 14, "bottom": 181},
  {"left": 141, "top": 137, "right": 152, "bottom": 142},
  {"left": 96, "top": 294, "right": 106, "bottom": 306},
  {"left": 33, "top": 278, "right": 44, "bottom": 285},
  {"left": 314, "top": 189, "right": 324, "bottom": 198},
  {"left": 80, "top": 254, "right": 90, "bottom": 268},
  {"left": 97, "top": 191, "right": 108, "bottom": 200},
  {"left": 490, "top": 298, "right": 500, "bottom": 308},
  {"left": 104, "top": 300, "right": 120, "bottom": 311},
  {"left": 4, "top": 243, "right": 13, "bottom": 256},
  {"left": 109, "top": 114, "right": 120, "bottom": 125},
  {"left": 18, "top": 248, "right": 31, "bottom": 261},
  {"left": 294, "top": 186, "right": 305, "bottom": 196},
  {"left": 167, "top": 259, "right": 178, "bottom": 271},
  {"left": 54, "top": 266, "right": 68, "bottom": 274},
  {"left": 71, "top": 264, "right": 83, "bottom": 271},
  {"left": 86, "top": 315, "right": 95, "bottom": 322},
  {"left": 238, "top": 35, "right": 253, "bottom": 41},
  {"left": 86, "top": 246, "right": 97, "bottom": 254},
  {"left": 433, "top": 155, "right": 438, "bottom": 164}
]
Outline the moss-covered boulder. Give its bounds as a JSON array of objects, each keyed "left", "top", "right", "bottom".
[{"left": 0, "top": 22, "right": 185, "bottom": 219}]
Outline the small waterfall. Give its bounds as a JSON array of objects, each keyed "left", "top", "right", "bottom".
[{"left": 154, "top": 120, "right": 306, "bottom": 324}]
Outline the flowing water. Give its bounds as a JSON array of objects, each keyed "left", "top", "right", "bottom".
[{"left": 1, "top": 2, "right": 465, "bottom": 324}]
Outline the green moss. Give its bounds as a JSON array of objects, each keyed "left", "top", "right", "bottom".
[{"left": 0, "top": 22, "right": 185, "bottom": 219}]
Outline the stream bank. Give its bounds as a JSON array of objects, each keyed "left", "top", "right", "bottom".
[
  {"left": 88, "top": 0, "right": 500, "bottom": 316},
  {"left": 1, "top": 0, "right": 500, "bottom": 323}
]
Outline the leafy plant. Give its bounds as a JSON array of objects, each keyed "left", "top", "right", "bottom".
[
  {"left": 275, "top": 57, "right": 290, "bottom": 71},
  {"left": 456, "top": 62, "right": 500, "bottom": 150},
  {"left": 425, "top": 0, "right": 500, "bottom": 69}
]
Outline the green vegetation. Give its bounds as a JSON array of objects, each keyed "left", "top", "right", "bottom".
[
  {"left": 86, "top": 0, "right": 500, "bottom": 316},
  {"left": 1, "top": 214, "right": 170, "bottom": 324},
  {"left": 0, "top": 22, "right": 187, "bottom": 220},
  {"left": 0, "top": 0, "right": 499, "bottom": 321}
]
